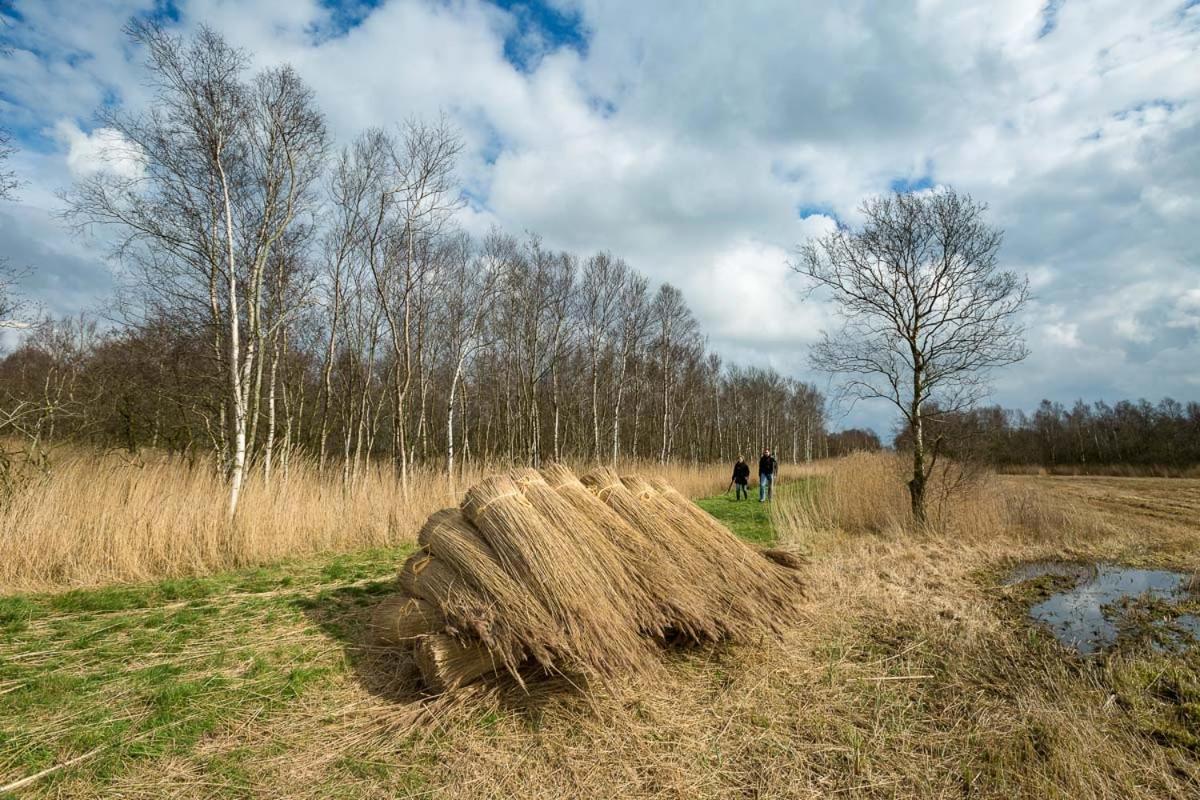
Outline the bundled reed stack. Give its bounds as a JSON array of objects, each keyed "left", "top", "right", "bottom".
[
  {"left": 539, "top": 464, "right": 721, "bottom": 642},
  {"left": 370, "top": 464, "right": 805, "bottom": 693},
  {"left": 509, "top": 468, "right": 667, "bottom": 640},
  {"left": 461, "top": 475, "right": 659, "bottom": 679},
  {"left": 584, "top": 468, "right": 802, "bottom": 639}
]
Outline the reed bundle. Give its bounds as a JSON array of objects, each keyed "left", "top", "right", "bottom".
[{"left": 372, "top": 465, "right": 804, "bottom": 692}]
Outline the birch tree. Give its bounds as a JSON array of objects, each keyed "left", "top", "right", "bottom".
[
  {"left": 362, "top": 121, "right": 461, "bottom": 493},
  {"left": 62, "top": 21, "right": 327, "bottom": 515},
  {"left": 611, "top": 272, "right": 649, "bottom": 463},
  {"left": 651, "top": 284, "right": 700, "bottom": 463},
  {"left": 578, "top": 251, "right": 627, "bottom": 460},
  {"left": 438, "top": 230, "right": 504, "bottom": 481}
]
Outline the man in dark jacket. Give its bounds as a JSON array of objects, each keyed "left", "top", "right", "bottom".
[
  {"left": 758, "top": 448, "right": 777, "bottom": 502},
  {"left": 731, "top": 456, "right": 750, "bottom": 500}
]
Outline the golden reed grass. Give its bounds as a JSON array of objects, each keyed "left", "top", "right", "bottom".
[
  {"left": 0, "top": 447, "right": 730, "bottom": 591},
  {"left": 770, "top": 449, "right": 1112, "bottom": 546}
]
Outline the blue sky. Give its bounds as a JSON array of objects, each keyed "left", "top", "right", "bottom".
[{"left": 1, "top": 0, "right": 1199, "bottom": 437}]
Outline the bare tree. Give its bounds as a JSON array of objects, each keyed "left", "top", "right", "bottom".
[
  {"left": 795, "top": 188, "right": 1028, "bottom": 521},
  {"left": 0, "top": 128, "right": 16, "bottom": 203},
  {"left": 0, "top": 37, "right": 27, "bottom": 333},
  {"left": 361, "top": 120, "right": 462, "bottom": 494},
  {"left": 61, "top": 21, "right": 328, "bottom": 516},
  {"left": 651, "top": 284, "right": 700, "bottom": 463},
  {"left": 578, "top": 251, "right": 627, "bottom": 460},
  {"left": 0, "top": 31, "right": 17, "bottom": 203},
  {"left": 438, "top": 230, "right": 504, "bottom": 482},
  {"left": 610, "top": 272, "right": 649, "bottom": 463}
]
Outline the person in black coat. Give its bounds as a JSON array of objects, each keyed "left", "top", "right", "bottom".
[
  {"left": 731, "top": 456, "right": 750, "bottom": 500},
  {"left": 758, "top": 448, "right": 778, "bottom": 502}
]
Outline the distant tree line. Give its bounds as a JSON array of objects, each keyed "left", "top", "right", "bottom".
[
  {"left": 826, "top": 428, "right": 882, "bottom": 456},
  {"left": 0, "top": 303, "right": 829, "bottom": 475},
  {"left": 894, "top": 398, "right": 1200, "bottom": 470}
]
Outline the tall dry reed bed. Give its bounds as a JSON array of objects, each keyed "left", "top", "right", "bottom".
[{"left": 0, "top": 448, "right": 729, "bottom": 591}]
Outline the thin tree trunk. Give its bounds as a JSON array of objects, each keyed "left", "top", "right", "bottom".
[
  {"left": 263, "top": 332, "right": 281, "bottom": 486},
  {"left": 219, "top": 153, "right": 247, "bottom": 518}
]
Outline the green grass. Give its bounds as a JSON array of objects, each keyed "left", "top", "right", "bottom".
[
  {"left": 696, "top": 479, "right": 811, "bottom": 545},
  {"left": 0, "top": 491, "right": 796, "bottom": 795},
  {"left": 0, "top": 545, "right": 412, "bottom": 795}
]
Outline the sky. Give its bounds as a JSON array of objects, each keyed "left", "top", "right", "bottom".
[{"left": 0, "top": 0, "right": 1198, "bottom": 436}]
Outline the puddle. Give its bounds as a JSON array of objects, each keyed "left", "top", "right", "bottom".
[{"left": 1007, "top": 562, "right": 1200, "bottom": 656}]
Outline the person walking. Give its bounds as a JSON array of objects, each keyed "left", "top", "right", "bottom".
[
  {"left": 731, "top": 455, "right": 750, "bottom": 500},
  {"left": 758, "top": 448, "right": 778, "bottom": 502}
]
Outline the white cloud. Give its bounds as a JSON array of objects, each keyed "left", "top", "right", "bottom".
[
  {"left": 53, "top": 122, "right": 145, "bottom": 180},
  {"left": 1045, "top": 321, "right": 1082, "bottom": 349},
  {"left": 1, "top": 0, "right": 1198, "bottom": 433},
  {"left": 1115, "top": 317, "right": 1153, "bottom": 344}
]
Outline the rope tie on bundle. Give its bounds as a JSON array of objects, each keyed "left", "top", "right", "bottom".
[
  {"left": 596, "top": 483, "right": 622, "bottom": 500},
  {"left": 472, "top": 490, "right": 529, "bottom": 517}
]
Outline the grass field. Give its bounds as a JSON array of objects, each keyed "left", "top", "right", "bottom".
[{"left": 3, "top": 458, "right": 1200, "bottom": 797}]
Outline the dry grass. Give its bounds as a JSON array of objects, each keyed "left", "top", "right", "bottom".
[
  {"left": 0, "top": 447, "right": 729, "bottom": 591},
  {"left": 321, "top": 457, "right": 1198, "bottom": 799},
  {"left": 7, "top": 453, "right": 1200, "bottom": 798},
  {"left": 999, "top": 462, "right": 1200, "bottom": 479}
]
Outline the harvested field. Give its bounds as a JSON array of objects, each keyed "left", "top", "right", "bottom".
[{"left": 3, "top": 455, "right": 1200, "bottom": 798}]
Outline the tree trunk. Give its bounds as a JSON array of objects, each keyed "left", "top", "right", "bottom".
[
  {"left": 552, "top": 359, "right": 562, "bottom": 462},
  {"left": 219, "top": 155, "right": 247, "bottom": 518},
  {"left": 908, "top": 402, "right": 927, "bottom": 522},
  {"left": 263, "top": 333, "right": 281, "bottom": 486},
  {"left": 591, "top": 350, "right": 602, "bottom": 459},
  {"left": 317, "top": 279, "right": 340, "bottom": 473}
]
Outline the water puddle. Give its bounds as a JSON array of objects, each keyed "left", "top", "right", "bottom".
[{"left": 1007, "top": 562, "right": 1200, "bottom": 656}]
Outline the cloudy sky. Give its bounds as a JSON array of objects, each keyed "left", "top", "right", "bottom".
[{"left": 1, "top": 0, "right": 1198, "bottom": 434}]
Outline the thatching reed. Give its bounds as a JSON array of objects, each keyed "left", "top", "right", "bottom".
[
  {"left": 415, "top": 634, "right": 503, "bottom": 692},
  {"left": 509, "top": 468, "right": 666, "bottom": 639},
  {"left": 642, "top": 476, "right": 804, "bottom": 632},
  {"left": 462, "top": 475, "right": 659, "bottom": 679},
  {"left": 540, "top": 463, "right": 720, "bottom": 642},
  {"left": 375, "top": 465, "right": 804, "bottom": 693},
  {"left": 367, "top": 596, "right": 444, "bottom": 646},
  {"left": 607, "top": 471, "right": 800, "bottom": 638},
  {"left": 417, "top": 507, "right": 560, "bottom": 672}
]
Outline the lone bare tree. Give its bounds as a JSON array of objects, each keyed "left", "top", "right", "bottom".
[
  {"left": 795, "top": 189, "right": 1029, "bottom": 522},
  {"left": 0, "top": 128, "right": 15, "bottom": 204},
  {"left": 0, "top": 30, "right": 17, "bottom": 202}
]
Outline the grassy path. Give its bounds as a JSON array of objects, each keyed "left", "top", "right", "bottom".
[
  {"left": 695, "top": 479, "right": 812, "bottom": 544},
  {"left": 0, "top": 490, "right": 769, "bottom": 797}
]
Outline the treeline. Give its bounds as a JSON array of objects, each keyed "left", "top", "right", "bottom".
[
  {"left": 895, "top": 398, "right": 1200, "bottom": 470},
  {"left": 827, "top": 428, "right": 882, "bottom": 457},
  {"left": 0, "top": 250, "right": 829, "bottom": 478}
]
